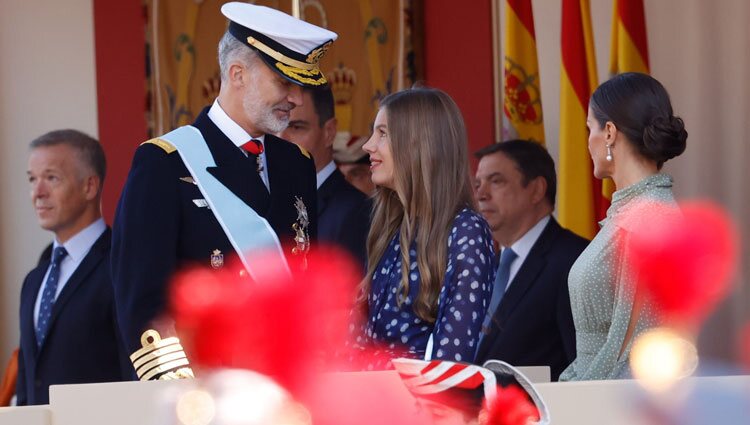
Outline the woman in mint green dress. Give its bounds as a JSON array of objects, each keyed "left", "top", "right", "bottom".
[{"left": 559, "top": 73, "right": 688, "bottom": 381}]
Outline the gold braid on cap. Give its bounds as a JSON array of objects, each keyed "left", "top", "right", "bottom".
[
  {"left": 247, "top": 36, "right": 317, "bottom": 70},
  {"left": 275, "top": 63, "right": 327, "bottom": 86}
]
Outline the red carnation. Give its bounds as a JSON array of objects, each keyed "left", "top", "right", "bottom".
[{"left": 482, "top": 385, "right": 539, "bottom": 425}]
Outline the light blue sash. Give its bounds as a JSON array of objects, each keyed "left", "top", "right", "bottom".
[{"left": 160, "top": 125, "right": 291, "bottom": 279}]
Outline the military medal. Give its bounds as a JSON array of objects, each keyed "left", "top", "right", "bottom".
[
  {"left": 291, "top": 196, "right": 310, "bottom": 269},
  {"left": 210, "top": 249, "right": 224, "bottom": 269}
]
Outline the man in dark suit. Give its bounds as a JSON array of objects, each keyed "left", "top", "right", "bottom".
[
  {"left": 472, "top": 140, "right": 588, "bottom": 381},
  {"left": 111, "top": 3, "right": 339, "bottom": 355},
  {"left": 18, "top": 130, "right": 128, "bottom": 405},
  {"left": 280, "top": 86, "right": 370, "bottom": 267}
]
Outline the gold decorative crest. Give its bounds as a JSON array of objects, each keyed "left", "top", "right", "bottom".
[
  {"left": 306, "top": 41, "right": 333, "bottom": 64},
  {"left": 291, "top": 196, "right": 311, "bottom": 268}
]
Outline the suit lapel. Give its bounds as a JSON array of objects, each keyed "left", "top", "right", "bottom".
[
  {"left": 494, "top": 254, "right": 544, "bottom": 321},
  {"left": 264, "top": 134, "right": 300, "bottom": 230},
  {"left": 493, "top": 220, "right": 561, "bottom": 321},
  {"left": 317, "top": 169, "right": 344, "bottom": 216},
  {"left": 43, "top": 230, "right": 111, "bottom": 344},
  {"left": 481, "top": 219, "right": 563, "bottom": 345},
  {"left": 194, "top": 109, "right": 270, "bottom": 214},
  {"left": 21, "top": 264, "right": 48, "bottom": 358},
  {"left": 265, "top": 135, "right": 290, "bottom": 199}
]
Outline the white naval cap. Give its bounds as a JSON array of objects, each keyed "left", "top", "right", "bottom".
[{"left": 221, "top": 2, "right": 338, "bottom": 87}]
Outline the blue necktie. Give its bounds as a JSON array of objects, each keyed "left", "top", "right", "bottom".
[
  {"left": 36, "top": 246, "right": 68, "bottom": 348},
  {"left": 480, "top": 248, "right": 518, "bottom": 338}
]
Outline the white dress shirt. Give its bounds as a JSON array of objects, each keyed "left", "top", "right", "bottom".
[
  {"left": 207, "top": 99, "right": 270, "bottom": 191},
  {"left": 501, "top": 215, "right": 550, "bottom": 290},
  {"left": 33, "top": 218, "right": 107, "bottom": 327},
  {"left": 316, "top": 160, "right": 337, "bottom": 190}
]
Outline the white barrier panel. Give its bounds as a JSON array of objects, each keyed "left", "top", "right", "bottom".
[
  {"left": 49, "top": 380, "right": 184, "bottom": 425},
  {"left": 535, "top": 375, "right": 750, "bottom": 424},
  {"left": 47, "top": 372, "right": 750, "bottom": 424},
  {"left": 0, "top": 405, "right": 51, "bottom": 425},
  {"left": 515, "top": 365, "right": 550, "bottom": 383}
]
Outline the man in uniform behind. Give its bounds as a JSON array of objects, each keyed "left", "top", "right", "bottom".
[
  {"left": 112, "top": 2, "right": 338, "bottom": 356},
  {"left": 280, "top": 86, "right": 370, "bottom": 268}
]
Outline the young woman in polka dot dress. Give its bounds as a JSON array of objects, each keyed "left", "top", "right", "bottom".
[{"left": 352, "top": 87, "right": 494, "bottom": 368}]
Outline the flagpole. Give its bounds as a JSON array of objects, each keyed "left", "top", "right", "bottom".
[
  {"left": 491, "top": 0, "right": 502, "bottom": 143},
  {"left": 292, "top": 0, "right": 301, "bottom": 18}
]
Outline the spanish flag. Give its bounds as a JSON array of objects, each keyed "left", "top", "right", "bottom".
[
  {"left": 602, "top": 0, "right": 650, "bottom": 199},
  {"left": 610, "top": 0, "right": 650, "bottom": 75},
  {"left": 502, "top": 0, "right": 545, "bottom": 144},
  {"left": 558, "top": 0, "right": 602, "bottom": 239}
]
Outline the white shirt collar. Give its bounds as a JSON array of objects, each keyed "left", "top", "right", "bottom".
[
  {"left": 316, "top": 160, "right": 337, "bottom": 189},
  {"left": 54, "top": 218, "right": 107, "bottom": 263},
  {"left": 207, "top": 99, "right": 266, "bottom": 148},
  {"left": 508, "top": 215, "right": 550, "bottom": 261},
  {"left": 502, "top": 215, "right": 550, "bottom": 288}
]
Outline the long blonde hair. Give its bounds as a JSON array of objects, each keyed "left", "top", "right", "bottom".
[{"left": 358, "top": 88, "right": 475, "bottom": 323}]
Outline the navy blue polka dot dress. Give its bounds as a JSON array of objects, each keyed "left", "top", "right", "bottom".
[{"left": 355, "top": 208, "right": 494, "bottom": 366}]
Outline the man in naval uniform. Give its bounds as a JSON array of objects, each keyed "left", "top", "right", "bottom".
[{"left": 111, "top": 2, "right": 338, "bottom": 356}]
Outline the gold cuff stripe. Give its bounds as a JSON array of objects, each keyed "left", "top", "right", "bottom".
[
  {"left": 132, "top": 344, "right": 184, "bottom": 370},
  {"left": 141, "top": 358, "right": 191, "bottom": 381},
  {"left": 247, "top": 36, "right": 317, "bottom": 71},
  {"left": 160, "top": 368, "right": 196, "bottom": 380},
  {"left": 130, "top": 336, "right": 183, "bottom": 362},
  {"left": 136, "top": 351, "right": 188, "bottom": 378}
]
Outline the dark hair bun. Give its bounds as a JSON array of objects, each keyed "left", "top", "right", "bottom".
[{"left": 642, "top": 115, "right": 687, "bottom": 164}]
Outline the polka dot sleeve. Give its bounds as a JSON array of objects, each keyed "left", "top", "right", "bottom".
[{"left": 430, "top": 210, "right": 494, "bottom": 363}]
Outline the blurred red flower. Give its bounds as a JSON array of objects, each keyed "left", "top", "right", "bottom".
[{"left": 626, "top": 201, "right": 739, "bottom": 326}]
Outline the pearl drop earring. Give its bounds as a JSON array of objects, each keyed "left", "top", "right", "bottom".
[{"left": 606, "top": 144, "right": 613, "bottom": 162}]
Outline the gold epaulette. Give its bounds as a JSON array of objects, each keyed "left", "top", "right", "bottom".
[
  {"left": 141, "top": 138, "right": 176, "bottom": 154},
  {"left": 296, "top": 144, "right": 311, "bottom": 159}
]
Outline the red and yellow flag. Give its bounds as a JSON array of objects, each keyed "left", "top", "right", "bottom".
[
  {"left": 502, "top": 0, "right": 545, "bottom": 143},
  {"left": 602, "top": 0, "right": 650, "bottom": 199},
  {"left": 558, "top": 0, "right": 602, "bottom": 239},
  {"left": 610, "top": 0, "right": 649, "bottom": 75}
]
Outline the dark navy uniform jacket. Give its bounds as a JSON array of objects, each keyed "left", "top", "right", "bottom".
[
  {"left": 111, "top": 108, "right": 317, "bottom": 354},
  {"left": 18, "top": 229, "right": 131, "bottom": 405},
  {"left": 317, "top": 168, "right": 371, "bottom": 269}
]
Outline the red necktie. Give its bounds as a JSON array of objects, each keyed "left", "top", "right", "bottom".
[{"left": 242, "top": 139, "right": 264, "bottom": 155}]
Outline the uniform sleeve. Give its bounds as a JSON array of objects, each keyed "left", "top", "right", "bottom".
[
  {"left": 430, "top": 213, "right": 495, "bottom": 363},
  {"left": 111, "top": 144, "right": 181, "bottom": 355}
]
